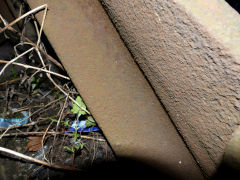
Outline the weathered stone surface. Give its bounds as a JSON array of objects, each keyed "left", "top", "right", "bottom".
[
  {"left": 27, "top": 0, "right": 204, "bottom": 179},
  {"left": 100, "top": 0, "right": 240, "bottom": 176}
]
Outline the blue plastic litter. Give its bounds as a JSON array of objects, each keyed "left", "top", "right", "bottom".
[
  {"left": 0, "top": 110, "right": 29, "bottom": 128},
  {"left": 68, "top": 119, "right": 99, "bottom": 132}
]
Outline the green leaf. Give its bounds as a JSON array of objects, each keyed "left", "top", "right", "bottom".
[
  {"left": 71, "top": 96, "right": 87, "bottom": 117},
  {"left": 31, "top": 83, "right": 37, "bottom": 90},
  {"left": 62, "top": 120, "right": 70, "bottom": 127},
  {"left": 85, "top": 116, "right": 96, "bottom": 127},
  {"left": 71, "top": 104, "right": 79, "bottom": 114},
  {"left": 64, "top": 146, "right": 74, "bottom": 153},
  {"left": 47, "top": 117, "right": 58, "bottom": 123},
  {"left": 74, "top": 144, "right": 81, "bottom": 150}
]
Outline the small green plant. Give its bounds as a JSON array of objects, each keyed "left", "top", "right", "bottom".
[
  {"left": 71, "top": 96, "right": 97, "bottom": 127},
  {"left": 49, "top": 96, "right": 96, "bottom": 155},
  {"left": 62, "top": 119, "right": 70, "bottom": 127},
  {"left": 63, "top": 146, "right": 75, "bottom": 153},
  {"left": 71, "top": 96, "right": 87, "bottom": 118},
  {"left": 64, "top": 128, "right": 86, "bottom": 153},
  {"left": 72, "top": 128, "right": 80, "bottom": 141},
  {"left": 48, "top": 117, "right": 85, "bottom": 153},
  {"left": 48, "top": 117, "right": 70, "bottom": 127},
  {"left": 63, "top": 142, "right": 86, "bottom": 153},
  {"left": 74, "top": 142, "right": 86, "bottom": 151}
]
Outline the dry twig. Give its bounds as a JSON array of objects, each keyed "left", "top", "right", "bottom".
[
  {"left": 0, "top": 146, "right": 81, "bottom": 171},
  {"left": 0, "top": 60, "right": 70, "bottom": 80},
  {"left": 0, "top": 4, "right": 47, "bottom": 34},
  {"left": 0, "top": 131, "right": 106, "bottom": 142},
  {"left": 0, "top": 47, "right": 35, "bottom": 76},
  {"left": 0, "top": 9, "right": 63, "bottom": 69}
]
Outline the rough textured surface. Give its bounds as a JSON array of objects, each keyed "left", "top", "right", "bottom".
[
  {"left": 26, "top": 0, "right": 204, "bottom": 179},
  {"left": 100, "top": 0, "right": 240, "bottom": 176}
]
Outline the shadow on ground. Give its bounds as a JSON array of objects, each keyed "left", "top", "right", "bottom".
[
  {"left": 211, "top": 162, "right": 240, "bottom": 180},
  {"left": 36, "top": 157, "right": 176, "bottom": 180}
]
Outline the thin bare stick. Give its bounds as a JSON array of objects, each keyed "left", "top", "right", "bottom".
[
  {"left": 42, "top": 121, "right": 53, "bottom": 163},
  {"left": 14, "top": 42, "right": 34, "bottom": 56},
  {"left": 32, "top": 14, "right": 40, "bottom": 37},
  {"left": 40, "top": 88, "right": 56, "bottom": 99},
  {"left": 36, "top": 4, "right": 48, "bottom": 47},
  {"left": 28, "top": 68, "right": 41, "bottom": 84},
  {"left": 0, "top": 4, "right": 47, "bottom": 34},
  {"left": 56, "top": 95, "right": 69, "bottom": 133},
  {"left": 18, "top": 3, "right": 23, "bottom": 19},
  {"left": 1, "top": 131, "right": 106, "bottom": 142},
  {"left": 50, "top": 95, "right": 69, "bottom": 160},
  {"left": 0, "top": 60, "right": 70, "bottom": 80},
  {"left": 0, "top": 14, "right": 8, "bottom": 26},
  {"left": 0, "top": 77, "right": 22, "bottom": 85},
  {"left": 0, "top": 146, "right": 81, "bottom": 171},
  {"left": 12, "top": 105, "right": 45, "bottom": 113},
  {"left": 0, "top": 14, "right": 64, "bottom": 70},
  {"left": 0, "top": 47, "right": 35, "bottom": 76}
]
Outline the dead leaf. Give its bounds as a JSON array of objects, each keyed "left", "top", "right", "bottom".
[{"left": 27, "top": 136, "right": 44, "bottom": 152}]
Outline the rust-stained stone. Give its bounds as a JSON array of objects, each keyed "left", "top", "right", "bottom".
[
  {"left": 26, "top": 0, "right": 204, "bottom": 179},
  {"left": 100, "top": 0, "right": 240, "bottom": 176}
]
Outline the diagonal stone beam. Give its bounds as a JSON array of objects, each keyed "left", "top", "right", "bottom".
[{"left": 100, "top": 0, "right": 240, "bottom": 176}]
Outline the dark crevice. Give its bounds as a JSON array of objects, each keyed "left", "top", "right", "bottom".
[{"left": 225, "top": 0, "right": 240, "bottom": 13}]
